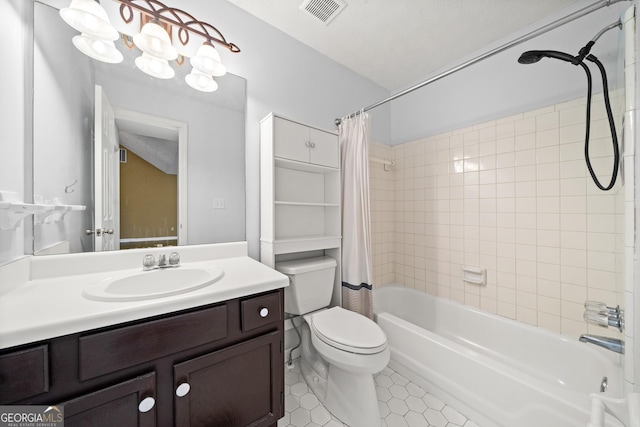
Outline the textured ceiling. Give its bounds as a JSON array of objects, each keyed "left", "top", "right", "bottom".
[{"left": 226, "top": 0, "right": 586, "bottom": 90}]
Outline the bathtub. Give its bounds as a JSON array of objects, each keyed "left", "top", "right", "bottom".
[{"left": 373, "top": 285, "right": 624, "bottom": 427}]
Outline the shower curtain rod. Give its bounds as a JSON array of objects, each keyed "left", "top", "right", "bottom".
[{"left": 335, "top": 0, "right": 630, "bottom": 126}]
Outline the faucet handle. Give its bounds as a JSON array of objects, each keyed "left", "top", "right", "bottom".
[
  {"left": 585, "top": 300, "right": 609, "bottom": 315},
  {"left": 143, "top": 254, "right": 156, "bottom": 270},
  {"left": 584, "top": 310, "right": 609, "bottom": 328},
  {"left": 584, "top": 300, "right": 625, "bottom": 332},
  {"left": 168, "top": 252, "right": 180, "bottom": 266}
]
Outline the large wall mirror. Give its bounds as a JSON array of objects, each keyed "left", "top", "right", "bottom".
[{"left": 32, "top": 0, "right": 246, "bottom": 255}]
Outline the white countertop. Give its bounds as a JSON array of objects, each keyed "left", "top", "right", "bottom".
[{"left": 0, "top": 242, "right": 289, "bottom": 349}]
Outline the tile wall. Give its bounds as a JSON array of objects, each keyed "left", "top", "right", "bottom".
[{"left": 370, "top": 93, "right": 627, "bottom": 340}]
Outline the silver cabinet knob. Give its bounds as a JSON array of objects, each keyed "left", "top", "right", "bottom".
[
  {"left": 259, "top": 307, "right": 269, "bottom": 318},
  {"left": 138, "top": 396, "right": 155, "bottom": 413},
  {"left": 175, "top": 382, "right": 191, "bottom": 397}
]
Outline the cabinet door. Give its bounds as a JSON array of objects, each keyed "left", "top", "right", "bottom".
[
  {"left": 274, "top": 118, "right": 310, "bottom": 163},
  {"left": 309, "top": 128, "right": 339, "bottom": 167},
  {"left": 174, "top": 331, "right": 283, "bottom": 427},
  {"left": 60, "top": 372, "right": 156, "bottom": 427}
]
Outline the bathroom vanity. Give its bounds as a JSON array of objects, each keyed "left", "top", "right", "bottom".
[{"left": 0, "top": 242, "right": 287, "bottom": 427}]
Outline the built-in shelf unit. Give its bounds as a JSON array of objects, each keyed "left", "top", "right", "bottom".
[{"left": 260, "top": 114, "right": 342, "bottom": 306}]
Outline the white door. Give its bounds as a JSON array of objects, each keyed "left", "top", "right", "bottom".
[{"left": 93, "top": 85, "right": 120, "bottom": 251}]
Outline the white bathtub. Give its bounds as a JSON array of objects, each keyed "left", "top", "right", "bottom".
[{"left": 373, "top": 285, "right": 624, "bottom": 427}]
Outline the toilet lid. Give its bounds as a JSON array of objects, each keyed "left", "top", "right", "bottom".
[{"left": 310, "top": 307, "right": 387, "bottom": 354}]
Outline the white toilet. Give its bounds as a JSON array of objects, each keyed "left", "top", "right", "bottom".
[{"left": 276, "top": 256, "right": 390, "bottom": 427}]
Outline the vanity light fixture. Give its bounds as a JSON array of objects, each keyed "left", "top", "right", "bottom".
[{"left": 59, "top": 0, "right": 240, "bottom": 92}]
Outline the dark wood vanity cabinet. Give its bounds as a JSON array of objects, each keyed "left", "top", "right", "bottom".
[
  {"left": 0, "top": 289, "right": 284, "bottom": 427},
  {"left": 61, "top": 372, "right": 157, "bottom": 427}
]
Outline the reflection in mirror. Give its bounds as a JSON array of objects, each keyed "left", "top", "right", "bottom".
[{"left": 32, "top": 0, "right": 246, "bottom": 255}]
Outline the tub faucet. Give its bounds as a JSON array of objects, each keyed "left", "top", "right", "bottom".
[{"left": 579, "top": 334, "right": 624, "bottom": 354}]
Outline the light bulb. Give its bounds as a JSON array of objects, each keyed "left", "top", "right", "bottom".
[
  {"left": 133, "top": 22, "right": 178, "bottom": 60},
  {"left": 60, "top": 0, "right": 118, "bottom": 41},
  {"left": 135, "top": 53, "right": 175, "bottom": 79},
  {"left": 185, "top": 69, "right": 218, "bottom": 92},
  {"left": 190, "top": 43, "right": 226, "bottom": 77},
  {"left": 72, "top": 34, "right": 123, "bottom": 63}
]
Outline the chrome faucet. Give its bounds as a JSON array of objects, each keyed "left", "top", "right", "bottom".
[
  {"left": 583, "top": 300, "right": 624, "bottom": 332},
  {"left": 142, "top": 252, "right": 180, "bottom": 271},
  {"left": 579, "top": 334, "right": 625, "bottom": 354}
]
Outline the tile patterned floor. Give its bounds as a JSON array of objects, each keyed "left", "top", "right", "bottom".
[{"left": 279, "top": 360, "right": 481, "bottom": 427}]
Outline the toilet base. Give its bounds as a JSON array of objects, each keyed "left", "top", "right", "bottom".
[
  {"left": 299, "top": 321, "right": 382, "bottom": 427},
  {"left": 324, "top": 364, "right": 381, "bottom": 427},
  {"left": 300, "top": 358, "right": 382, "bottom": 427}
]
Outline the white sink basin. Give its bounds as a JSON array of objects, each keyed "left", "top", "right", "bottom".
[{"left": 82, "top": 264, "right": 224, "bottom": 302}]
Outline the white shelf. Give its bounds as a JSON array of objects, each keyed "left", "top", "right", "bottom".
[
  {"left": 0, "top": 200, "right": 86, "bottom": 229},
  {"left": 275, "top": 157, "right": 339, "bottom": 174},
  {"left": 274, "top": 201, "right": 340, "bottom": 207},
  {"left": 269, "top": 235, "right": 342, "bottom": 254},
  {"left": 36, "top": 204, "right": 86, "bottom": 224}
]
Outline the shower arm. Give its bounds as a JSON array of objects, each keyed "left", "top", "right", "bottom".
[{"left": 574, "top": 19, "right": 622, "bottom": 64}]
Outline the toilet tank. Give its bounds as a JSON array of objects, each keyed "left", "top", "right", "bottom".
[{"left": 275, "top": 256, "right": 337, "bottom": 315}]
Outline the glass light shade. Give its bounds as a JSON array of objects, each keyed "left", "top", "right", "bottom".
[
  {"left": 72, "top": 34, "right": 123, "bottom": 63},
  {"left": 190, "top": 43, "right": 226, "bottom": 77},
  {"left": 60, "top": 0, "right": 118, "bottom": 41},
  {"left": 185, "top": 69, "right": 219, "bottom": 92},
  {"left": 135, "top": 53, "right": 175, "bottom": 79},
  {"left": 133, "top": 22, "right": 178, "bottom": 60}
]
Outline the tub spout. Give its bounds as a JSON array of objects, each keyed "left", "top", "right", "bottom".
[{"left": 579, "top": 334, "right": 624, "bottom": 354}]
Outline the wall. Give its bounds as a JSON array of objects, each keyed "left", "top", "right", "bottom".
[
  {"left": 0, "top": 0, "right": 27, "bottom": 265},
  {"left": 371, "top": 92, "right": 626, "bottom": 342},
  {"left": 389, "top": 1, "right": 629, "bottom": 146},
  {"left": 32, "top": 3, "right": 93, "bottom": 255},
  {"left": 0, "top": 0, "right": 391, "bottom": 265},
  {"left": 370, "top": 141, "right": 395, "bottom": 286},
  {"left": 176, "top": 0, "right": 392, "bottom": 259}
]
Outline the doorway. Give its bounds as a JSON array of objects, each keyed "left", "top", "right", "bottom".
[{"left": 113, "top": 108, "right": 188, "bottom": 249}]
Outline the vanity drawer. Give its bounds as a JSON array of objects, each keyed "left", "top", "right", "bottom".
[
  {"left": 79, "top": 304, "right": 227, "bottom": 381},
  {"left": 0, "top": 344, "right": 49, "bottom": 403},
  {"left": 240, "top": 291, "right": 282, "bottom": 332}
]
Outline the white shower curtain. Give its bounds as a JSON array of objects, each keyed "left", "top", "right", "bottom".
[{"left": 339, "top": 113, "right": 374, "bottom": 319}]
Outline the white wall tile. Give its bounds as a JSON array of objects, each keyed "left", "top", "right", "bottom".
[{"left": 372, "top": 94, "right": 628, "bottom": 342}]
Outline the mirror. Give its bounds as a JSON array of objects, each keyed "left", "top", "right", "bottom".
[{"left": 31, "top": 0, "right": 246, "bottom": 255}]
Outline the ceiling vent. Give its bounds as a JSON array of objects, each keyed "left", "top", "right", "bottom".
[{"left": 300, "top": 0, "right": 347, "bottom": 25}]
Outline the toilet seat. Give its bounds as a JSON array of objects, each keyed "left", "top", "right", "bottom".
[{"left": 309, "top": 307, "right": 387, "bottom": 354}]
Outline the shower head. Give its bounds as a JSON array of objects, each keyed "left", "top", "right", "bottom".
[{"left": 518, "top": 50, "right": 577, "bottom": 65}]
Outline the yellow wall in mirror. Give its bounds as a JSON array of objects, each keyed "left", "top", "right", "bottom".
[{"left": 120, "top": 147, "right": 177, "bottom": 249}]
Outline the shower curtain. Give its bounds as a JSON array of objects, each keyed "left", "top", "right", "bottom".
[{"left": 339, "top": 113, "right": 374, "bottom": 319}]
